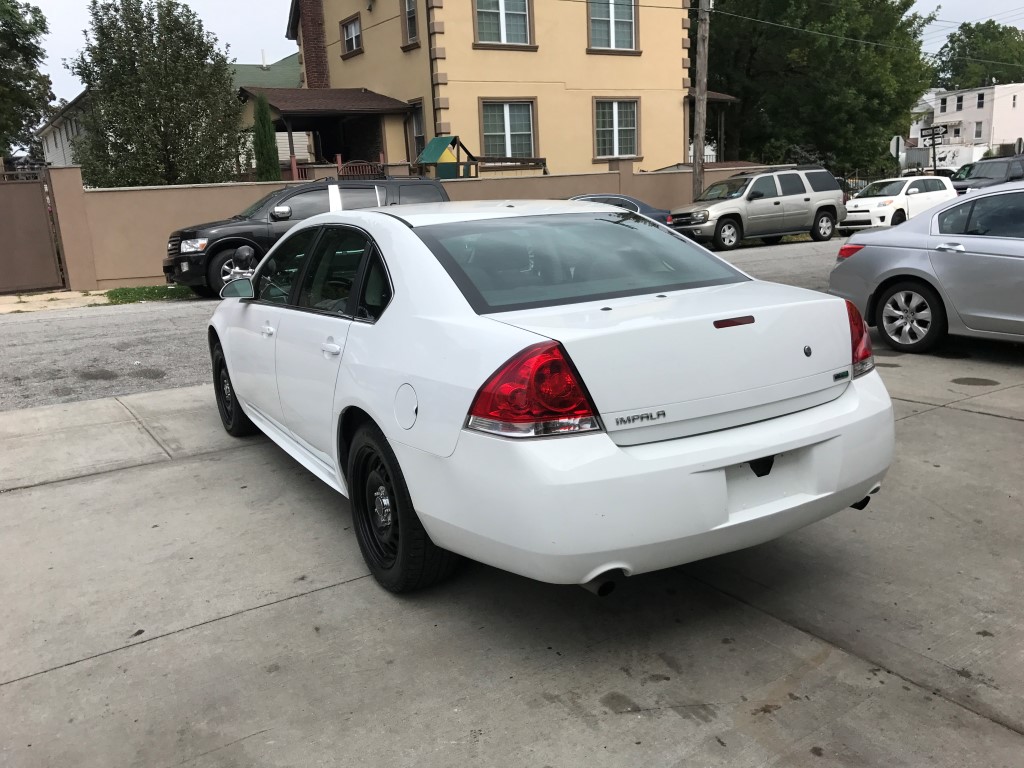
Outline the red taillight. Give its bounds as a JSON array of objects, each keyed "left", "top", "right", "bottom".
[
  {"left": 846, "top": 300, "right": 874, "bottom": 378},
  {"left": 666, "top": 214, "right": 674, "bottom": 226},
  {"left": 467, "top": 342, "right": 601, "bottom": 437},
  {"left": 837, "top": 244, "right": 864, "bottom": 260}
]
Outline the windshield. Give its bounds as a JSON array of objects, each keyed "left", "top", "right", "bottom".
[
  {"left": 415, "top": 212, "right": 746, "bottom": 313},
  {"left": 696, "top": 178, "right": 749, "bottom": 201},
  {"left": 856, "top": 180, "right": 906, "bottom": 198},
  {"left": 236, "top": 190, "right": 281, "bottom": 219},
  {"left": 964, "top": 161, "right": 1009, "bottom": 180},
  {"left": 951, "top": 164, "right": 974, "bottom": 181}
]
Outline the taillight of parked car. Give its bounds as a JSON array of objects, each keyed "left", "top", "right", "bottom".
[
  {"left": 837, "top": 244, "right": 864, "bottom": 260},
  {"left": 666, "top": 214, "right": 674, "bottom": 226},
  {"left": 466, "top": 342, "right": 601, "bottom": 437},
  {"left": 846, "top": 301, "right": 874, "bottom": 378}
]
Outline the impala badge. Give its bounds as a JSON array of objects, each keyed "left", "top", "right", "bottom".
[{"left": 615, "top": 410, "right": 667, "bottom": 427}]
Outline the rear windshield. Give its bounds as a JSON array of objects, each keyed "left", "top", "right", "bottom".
[
  {"left": 805, "top": 170, "right": 841, "bottom": 192},
  {"left": 414, "top": 212, "right": 747, "bottom": 313}
]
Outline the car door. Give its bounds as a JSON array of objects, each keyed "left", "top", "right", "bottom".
[
  {"left": 905, "top": 179, "right": 929, "bottom": 218},
  {"left": 930, "top": 191, "right": 1024, "bottom": 335},
  {"left": 227, "top": 226, "right": 321, "bottom": 428},
  {"left": 268, "top": 188, "right": 330, "bottom": 242},
  {"left": 274, "top": 226, "right": 369, "bottom": 464},
  {"left": 745, "top": 175, "right": 784, "bottom": 235},
  {"left": 778, "top": 172, "right": 811, "bottom": 230}
]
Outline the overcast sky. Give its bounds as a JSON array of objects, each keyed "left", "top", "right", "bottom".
[{"left": 32, "top": 0, "right": 1024, "bottom": 102}]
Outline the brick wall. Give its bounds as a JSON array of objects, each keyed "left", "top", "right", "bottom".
[{"left": 299, "top": 0, "right": 330, "bottom": 89}]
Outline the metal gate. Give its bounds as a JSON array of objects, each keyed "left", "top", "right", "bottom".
[{"left": 0, "top": 171, "right": 64, "bottom": 294}]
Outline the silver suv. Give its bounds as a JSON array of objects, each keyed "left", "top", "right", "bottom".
[{"left": 670, "top": 167, "right": 847, "bottom": 250}]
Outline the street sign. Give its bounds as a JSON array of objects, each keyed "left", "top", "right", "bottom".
[
  {"left": 923, "top": 137, "right": 944, "bottom": 147},
  {"left": 1016, "top": 137, "right": 1023, "bottom": 155},
  {"left": 889, "top": 135, "right": 904, "bottom": 159},
  {"left": 920, "top": 125, "right": 948, "bottom": 138}
]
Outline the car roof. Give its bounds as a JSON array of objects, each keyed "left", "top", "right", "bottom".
[{"left": 330, "top": 199, "right": 617, "bottom": 228}]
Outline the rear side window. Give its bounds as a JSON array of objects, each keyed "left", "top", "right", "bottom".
[
  {"left": 777, "top": 173, "right": 807, "bottom": 196},
  {"left": 399, "top": 184, "right": 445, "bottom": 204},
  {"left": 337, "top": 187, "right": 382, "bottom": 209},
  {"left": 804, "top": 171, "right": 841, "bottom": 192},
  {"left": 415, "top": 212, "right": 746, "bottom": 313}
]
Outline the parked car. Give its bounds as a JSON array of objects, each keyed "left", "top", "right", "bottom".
[
  {"left": 829, "top": 183, "right": 1024, "bottom": 353},
  {"left": 670, "top": 166, "right": 847, "bottom": 250},
  {"left": 569, "top": 193, "right": 671, "bottom": 225},
  {"left": 950, "top": 163, "right": 974, "bottom": 182},
  {"left": 209, "top": 199, "right": 894, "bottom": 594},
  {"left": 163, "top": 178, "right": 449, "bottom": 296},
  {"left": 952, "top": 156, "right": 1024, "bottom": 195},
  {"left": 840, "top": 176, "right": 956, "bottom": 233}
]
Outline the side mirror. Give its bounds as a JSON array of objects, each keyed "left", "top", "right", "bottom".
[
  {"left": 747, "top": 190, "right": 765, "bottom": 201},
  {"left": 234, "top": 245, "right": 256, "bottom": 269},
  {"left": 906, "top": 188, "right": 919, "bottom": 195},
  {"left": 271, "top": 205, "right": 292, "bottom": 221},
  {"left": 220, "top": 277, "right": 254, "bottom": 299}
]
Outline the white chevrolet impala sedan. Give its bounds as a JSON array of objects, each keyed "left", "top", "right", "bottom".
[{"left": 209, "top": 200, "right": 894, "bottom": 594}]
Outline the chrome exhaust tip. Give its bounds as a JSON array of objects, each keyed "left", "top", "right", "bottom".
[{"left": 580, "top": 569, "right": 624, "bottom": 596}]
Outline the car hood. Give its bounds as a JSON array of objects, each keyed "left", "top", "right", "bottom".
[
  {"left": 671, "top": 199, "right": 735, "bottom": 214},
  {"left": 170, "top": 218, "right": 254, "bottom": 238}
]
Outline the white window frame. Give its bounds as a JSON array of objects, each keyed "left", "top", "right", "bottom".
[
  {"left": 939, "top": 97, "right": 947, "bottom": 113},
  {"left": 405, "top": 0, "right": 417, "bottom": 43},
  {"left": 975, "top": 122, "right": 983, "bottom": 140},
  {"left": 343, "top": 17, "right": 362, "bottom": 53},
  {"left": 476, "top": 0, "right": 530, "bottom": 45},
  {"left": 595, "top": 100, "right": 638, "bottom": 158},
  {"left": 977, "top": 92, "right": 985, "bottom": 108},
  {"left": 956, "top": 95, "right": 963, "bottom": 111},
  {"left": 482, "top": 101, "right": 534, "bottom": 157},
  {"left": 589, "top": 0, "right": 636, "bottom": 50}
]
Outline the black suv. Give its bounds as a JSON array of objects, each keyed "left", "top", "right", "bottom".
[
  {"left": 952, "top": 156, "right": 1024, "bottom": 195},
  {"left": 163, "top": 178, "right": 449, "bottom": 295}
]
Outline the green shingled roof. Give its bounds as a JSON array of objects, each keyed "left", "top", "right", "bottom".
[{"left": 232, "top": 53, "right": 301, "bottom": 90}]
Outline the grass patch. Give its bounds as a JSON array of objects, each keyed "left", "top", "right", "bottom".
[{"left": 106, "top": 285, "right": 198, "bottom": 305}]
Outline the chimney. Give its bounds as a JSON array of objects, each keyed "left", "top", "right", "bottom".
[
  {"left": 299, "top": 0, "right": 331, "bottom": 89},
  {"left": 261, "top": 49, "right": 268, "bottom": 70}
]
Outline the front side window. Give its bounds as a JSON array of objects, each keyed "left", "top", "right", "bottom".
[
  {"left": 908, "top": 180, "right": 926, "bottom": 194},
  {"left": 482, "top": 101, "right": 534, "bottom": 157},
  {"left": 415, "top": 212, "right": 746, "bottom": 313},
  {"left": 595, "top": 100, "right": 637, "bottom": 157},
  {"left": 938, "top": 192, "right": 1024, "bottom": 238},
  {"left": 749, "top": 176, "right": 779, "bottom": 199},
  {"left": 777, "top": 173, "right": 807, "bottom": 196},
  {"left": 257, "top": 228, "right": 319, "bottom": 304},
  {"left": 342, "top": 15, "right": 362, "bottom": 55},
  {"left": 476, "top": 0, "right": 529, "bottom": 45},
  {"left": 589, "top": 0, "right": 635, "bottom": 50},
  {"left": 284, "top": 190, "right": 330, "bottom": 219},
  {"left": 297, "top": 227, "right": 369, "bottom": 314}
]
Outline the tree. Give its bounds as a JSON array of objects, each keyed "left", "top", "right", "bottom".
[
  {"left": 933, "top": 21, "right": 1024, "bottom": 90},
  {"left": 252, "top": 94, "right": 280, "bottom": 182},
  {"left": 0, "top": 0, "right": 53, "bottom": 156},
  {"left": 706, "top": 0, "right": 934, "bottom": 173},
  {"left": 68, "top": 0, "right": 245, "bottom": 187}
]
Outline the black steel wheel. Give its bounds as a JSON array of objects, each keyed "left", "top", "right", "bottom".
[
  {"left": 347, "top": 423, "right": 459, "bottom": 592},
  {"left": 212, "top": 343, "right": 257, "bottom": 436}
]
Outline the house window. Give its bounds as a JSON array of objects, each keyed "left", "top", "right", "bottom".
[
  {"left": 975, "top": 122, "right": 983, "bottom": 140},
  {"left": 977, "top": 93, "right": 985, "bottom": 108},
  {"left": 939, "top": 97, "right": 946, "bottom": 113},
  {"left": 589, "top": 0, "right": 635, "bottom": 50},
  {"left": 1015, "top": 95, "right": 1018, "bottom": 108},
  {"left": 341, "top": 14, "right": 362, "bottom": 58},
  {"left": 411, "top": 103, "right": 426, "bottom": 159},
  {"left": 594, "top": 99, "right": 638, "bottom": 158},
  {"left": 481, "top": 101, "right": 534, "bottom": 157},
  {"left": 402, "top": 0, "right": 418, "bottom": 46},
  {"left": 956, "top": 95, "right": 963, "bottom": 111},
  {"left": 475, "top": 0, "right": 530, "bottom": 45},
  {"left": 953, "top": 127, "right": 961, "bottom": 140}
]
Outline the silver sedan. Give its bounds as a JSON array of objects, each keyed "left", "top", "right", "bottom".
[{"left": 828, "top": 183, "right": 1024, "bottom": 353}]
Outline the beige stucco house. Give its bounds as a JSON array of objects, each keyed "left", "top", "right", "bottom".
[{"left": 283, "top": 0, "right": 694, "bottom": 175}]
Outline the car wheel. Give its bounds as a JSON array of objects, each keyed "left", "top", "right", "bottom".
[
  {"left": 713, "top": 218, "right": 742, "bottom": 250},
  {"left": 811, "top": 210, "right": 836, "bottom": 241},
  {"left": 190, "top": 286, "right": 217, "bottom": 299},
  {"left": 891, "top": 209, "right": 907, "bottom": 226},
  {"left": 761, "top": 236, "right": 783, "bottom": 246},
  {"left": 874, "top": 281, "right": 947, "bottom": 353},
  {"left": 212, "top": 343, "right": 258, "bottom": 436},
  {"left": 348, "top": 423, "right": 459, "bottom": 592},
  {"left": 207, "top": 249, "right": 240, "bottom": 294}
]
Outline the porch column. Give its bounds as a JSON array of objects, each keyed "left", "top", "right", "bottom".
[{"left": 284, "top": 116, "right": 298, "bottom": 180}]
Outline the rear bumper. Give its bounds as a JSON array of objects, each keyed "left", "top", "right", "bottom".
[{"left": 395, "top": 372, "right": 894, "bottom": 584}]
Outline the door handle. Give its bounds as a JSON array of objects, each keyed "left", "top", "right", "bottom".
[
  {"left": 804, "top": 197, "right": 810, "bottom": 202},
  {"left": 261, "top": 324, "right": 275, "bottom": 337},
  {"left": 773, "top": 201, "right": 781, "bottom": 206},
  {"left": 321, "top": 342, "right": 342, "bottom": 356},
  {"left": 935, "top": 243, "right": 965, "bottom": 253}
]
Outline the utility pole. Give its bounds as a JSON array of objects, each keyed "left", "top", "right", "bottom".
[{"left": 692, "top": 0, "right": 711, "bottom": 200}]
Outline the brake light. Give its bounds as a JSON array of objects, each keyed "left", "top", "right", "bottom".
[
  {"left": 846, "top": 301, "right": 874, "bottom": 378},
  {"left": 666, "top": 214, "right": 674, "bottom": 226},
  {"left": 838, "top": 244, "right": 864, "bottom": 260},
  {"left": 467, "top": 342, "right": 601, "bottom": 437}
]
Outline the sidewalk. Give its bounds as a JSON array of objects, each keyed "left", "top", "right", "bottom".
[{"left": 0, "top": 290, "right": 109, "bottom": 314}]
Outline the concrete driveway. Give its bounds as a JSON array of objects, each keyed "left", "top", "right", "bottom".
[{"left": 2, "top": 333, "right": 1023, "bottom": 766}]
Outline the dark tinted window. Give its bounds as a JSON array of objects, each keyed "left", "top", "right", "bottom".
[
  {"left": 805, "top": 171, "right": 841, "bottom": 192},
  {"left": 937, "top": 193, "right": 1024, "bottom": 238},
  {"left": 285, "top": 190, "right": 330, "bottom": 219},
  {"left": 399, "top": 184, "right": 444, "bottom": 204},
  {"left": 1012, "top": 161, "right": 1024, "bottom": 179},
  {"left": 777, "top": 173, "right": 807, "bottom": 196},
  {"left": 415, "top": 212, "right": 746, "bottom": 313},
  {"left": 908, "top": 180, "right": 927, "bottom": 193},
  {"left": 296, "top": 227, "right": 369, "bottom": 314},
  {"left": 750, "top": 176, "right": 778, "bottom": 198},
  {"left": 604, "top": 196, "right": 641, "bottom": 212},
  {"left": 356, "top": 252, "right": 393, "bottom": 321},
  {"left": 927, "top": 179, "right": 947, "bottom": 193},
  {"left": 338, "top": 187, "right": 382, "bottom": 209},
  {"left": 256, "top": 227, "right": 319, "bottom": 304}
]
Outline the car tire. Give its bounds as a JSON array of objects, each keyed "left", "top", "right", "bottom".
[
  {"left": 713, "top": 218, "right": 742, "bottom": 250},
  {"left": 811, "top": 210, "right": 836, "bottom": 241},
  {"left": 348, "top": 423, "right": 459, "bottom": 592},
  {"left": 212, "top": 343, "right": 258, "bottom": 437},
  {"left": 891, "top": 209, "right": 907, "bottom": 226},
  {"left": 874, "top": 281, "right": 947, "bottom": 353},
  {"left": 207, "top": 249, "right": 240, "bottom": 294},
  {"left": 761, "top": 236, "right": 783, "bottom": 246},
  {"left": 190, "top": 286, "right": 217, "bottom": 299}
]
